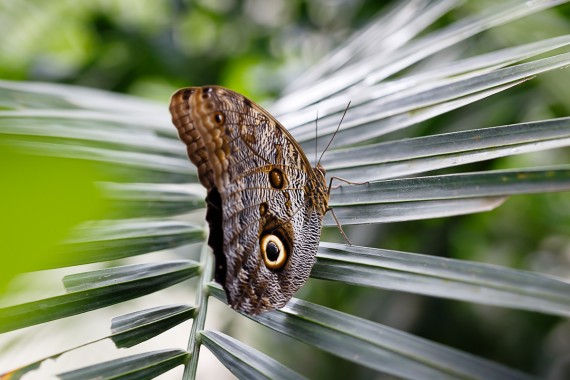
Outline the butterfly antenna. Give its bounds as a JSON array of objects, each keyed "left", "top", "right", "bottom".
[
  {"left": 317, "top": 101, "right": 351, "bottom": 166},
  {"left": 315, "top": 109, "right": 319, "bottom": 166}
]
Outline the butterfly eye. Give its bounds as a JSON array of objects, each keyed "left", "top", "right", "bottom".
[
  {"left": 260, "top": 234, "right": 287, "bottom": 269},
  {"left": 213, "top": 112, "right": 225, "bottom": 125}
]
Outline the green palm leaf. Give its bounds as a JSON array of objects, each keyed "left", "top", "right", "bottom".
[
  {"left": 208, "top": 285, "right": 532, "bottom": 380},
  {"left": 1, "top": 1, "right": 569, "bottom": 379}
]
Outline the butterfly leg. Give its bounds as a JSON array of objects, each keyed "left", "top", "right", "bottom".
[
  {"left": 325, "top": 176, "right": 368, "bottom": 245},
  {"left": 326, "top": 206, "right": 352, "bottom": 245},
  {"left": 327, "top": 176, "right": 369, "bottom": 197}
]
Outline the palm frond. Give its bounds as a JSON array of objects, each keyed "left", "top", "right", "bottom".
[
  {"left": 209, "top": 284, "right": 532, "bottom": 380},
  {"left": 1, "top": 1, "right": 569, "bottom": 379},
  {"left": 315, "top": 242, "right": 570, "bottom": 316},
  {"left": 57, "top": 350, "right": 188, "bottom": 380},
  {"left": 328, "top": 167, "right": 570, "bottom": 223},
  {"left": 0, "top": 261, "right": 200, "bottom": 333}
]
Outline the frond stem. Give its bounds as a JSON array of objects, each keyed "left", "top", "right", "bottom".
[{"left": 183, "top": 241, "right": 213, "bottom": 380}]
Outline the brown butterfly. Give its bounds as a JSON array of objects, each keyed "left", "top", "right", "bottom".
[{"left": 170, "top": 86, "right": 344, "bottom": 315}]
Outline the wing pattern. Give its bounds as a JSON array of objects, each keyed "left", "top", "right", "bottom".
[{"left": 170, "top": 86, "right": 327, "bottom": 314}]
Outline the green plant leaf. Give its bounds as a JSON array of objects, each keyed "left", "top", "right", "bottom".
[
  {"left": 57, "top": 349, "right": 188, "bottom": 380},
  {"left": 111, "top": 305, "right": 196, "bottom": 349},
  {"left": 326, "top": 167, "right": 570, "bottom": 224},
  {"left": 0, "top": 261, "right": 199, "bottom": 333},
  {"left": 285, "top": 0, "right": 460, "bottom": 94},
  {"left": 332, "top": 166, "right": 570, "bottom": 204},
  {"left": 323, "top": 117, "right": 570, "bottom": 181},
  {"left": 200, "top": 330, "right": 306, "bottom": 380},
  {"left": 276, "top": 0, "right": 568, "bottom": 114},
  {"left": 329, "top": 196, "right": 507, "bottom": 224},
  {"left": 0, "top": 80, "right": 169, "bottom": 127},
  {"left": 283, "top": 35, "right": 570, "bottom": 128},
  {"left": 208, "top": 284, "right": 532, "bottom": 380},
  {"left": 100, "top": 182, "right": 205, "bottom": 218},
  {"left": 0, "top": 145, "right": 108, "bottom": 288},
  {"left": 1, "top": 1, "right": 569, "bottom": 378},
  {"left": 61, "top": 220, "right": 203, "bottom": 268},
  {"left": 0, "top": 111, "right": 184, "bottom": 156},
  {"left": 0, "top": 305, "right": 196, "bottom": 379},
  {"left": 313, "top": 242, "right": 570, "bottom": 316},
  {"left": 1, "top": 138, "right": 194, "bottom": 183},
  {"left": 296, "top": 53, "right": 570, "bottom": 148}
]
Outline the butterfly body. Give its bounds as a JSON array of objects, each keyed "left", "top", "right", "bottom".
[{"left": 170, "top": 86, "right": 327, "bottom": 314}]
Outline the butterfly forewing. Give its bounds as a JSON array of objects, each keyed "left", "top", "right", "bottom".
[{"left": 170, "top": 86, "right": 327, "bottom": 314}]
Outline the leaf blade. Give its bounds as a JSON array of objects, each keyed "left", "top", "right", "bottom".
[
  {"left": 326, "top": 167, "right": 570, "bottom": 224},
  {"left": 200, "top": 330, "right": 306, "bottom": 380},
  {"left": 111, "top": 305, "right": 196, "bottom": 349},
  {"left": 314, "top": 243, "right": 570, "bottom": 317},
  {"left": 323, "top": 118, "right": 570, "bottom": 181},
  {"left": 0, "top": 261, "right": 199, "bottom": 333},
  {"left": 208, "top": 284, "right": 533, "bottom": 380},
  {"left": 57, "top": 349, "right": 188, "bottom": 380},
  {"left": 61, "top": 220, "right": 204, "bottom": 268}
]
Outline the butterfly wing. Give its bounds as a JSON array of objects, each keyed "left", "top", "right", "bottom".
[{"left": 170, "top": 86, "right": 328, "bottom": 314}]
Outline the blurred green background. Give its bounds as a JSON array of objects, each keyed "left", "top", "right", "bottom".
[
  {"left": 0, "top": 0, "right": 391, "bottom": 101},
  {"left": 1, "top": 0, "right": 570, "bottom": 378}
]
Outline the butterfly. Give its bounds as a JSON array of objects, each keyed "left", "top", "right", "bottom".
[{"left": 170, "top": 86, "right": 344, "bottom": 315}]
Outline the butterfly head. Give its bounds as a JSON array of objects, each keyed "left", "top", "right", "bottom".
[{"left": 316, "top": 162, "right": 326, "bottom": 176}]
